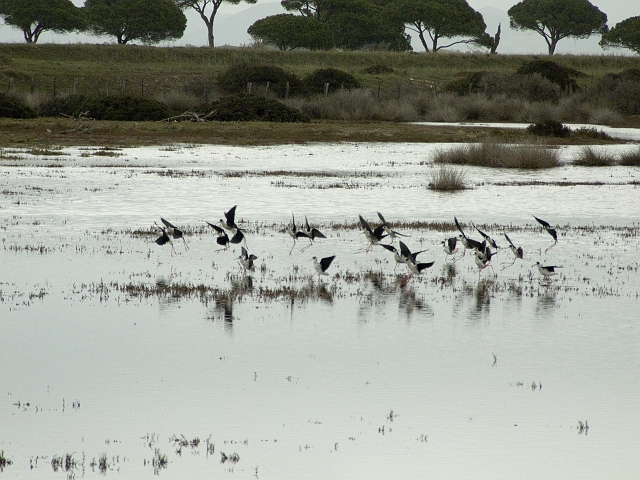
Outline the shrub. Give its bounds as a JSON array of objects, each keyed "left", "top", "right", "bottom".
[
  {"left": 445, "top": 71, "right": 561, "bottom": 103},
  {"left": 0, "top": 93, "right": 38, "bottom": 118},
  {"left": 573, "top": 147, "right": 617, "bottom": 167},
  {"left": 428, "top": 165, "right": 468, "bottom": 191},
  {"left": 527, "top": 120, "right": 571, "bottom": 137},
  {"left": 516, "top": 60, "right": 582, "bottom": 92},
  {"left": 589, "top": 69, "right": 640, "bottom": 115},
  {"left": 303, "top": 68, "right": 360, "bottom": 95},
  {"left": 40, "top": 95, "right": 171, "bottom": 120},
  {"left": 89, "top": 96, "right": 172, "bottom": 121},
  {"left": 217, "top": 63, "right": 303, "bottom": 98},
  {"left": 202, "top": 94, "right": 310, "bottom": 122},
  {"left": 39, "top": 94, "right": 92, "bottom": 118},
  {"left": 619, "top": 148, "right": 640, "bottom": 166},
  {"left": 433, "top": 141, "right": 560, "bottom": 169},
  {"left": 361, "top": 64, "right": 395, "bottom": 75}
]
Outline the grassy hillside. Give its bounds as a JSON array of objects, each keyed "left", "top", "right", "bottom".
[{"left": 1, "top": 43, "right": 638, "bottom": 99}]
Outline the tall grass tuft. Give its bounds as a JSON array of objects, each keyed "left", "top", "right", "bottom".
[
  {"left": 619, "top": 148, "right": 640, "bottom": 166},
  {"left": 573, "top": 147, "right": 617, "bottom": 167},
  {"left": 428, "top": 165, "right": 468, "bottom": 191},
  {"left": 433, "top": 141, "right": 560, "bottom": 169}
]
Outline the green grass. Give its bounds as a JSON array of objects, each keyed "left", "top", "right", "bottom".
[
  {"left": 573, "top": 146, "right": 617, "bottom": 166},
  {"left": 433, "top": 141, "right": 561, "bottom": 169},
  {"left": 428, "top": 165, "right": 468, "bottom": 191},
  {"left": 2, "top": 43, "right": 639, "bottom": 101}
]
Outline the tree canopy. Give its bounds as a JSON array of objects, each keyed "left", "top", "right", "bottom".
[
  {"left": 271, "top": 0, "right": 409, "bottom": 50},
  {"left": 508, "top": 0, "right": 607, "bottom": 55},
  {"left": 248, "top": 14, "right": 331, "bottom": 50},
  {"left": 84, "top": 0, "right": 186, "bottom": 44},
  {"left": 600, "top": 16, "right": 640, "bottom": 54},
  {"left": 174, "top": 0, "right": 257, "bottom": 47},
  {"left": 397, "top": 0, "right": 486, "bottom": 53},
  {"left": 0, "top": 0, "right": 85, "bottom": 43}
]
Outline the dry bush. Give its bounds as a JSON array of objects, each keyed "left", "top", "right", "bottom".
[
  {"left": 428, "top": 165, "right": 468, "bottom": 191},
  {"left": 284, "top": 89, "right": 420, "bottom": 121},
  {"left": 619, "top": 148, "right": 640, "bottom": 166},
  {"left": 573, "top": 147, "right": 617, "bottom": 167},
  {"left": 433, "top": 141, "right": 560, "bottom": 169}
]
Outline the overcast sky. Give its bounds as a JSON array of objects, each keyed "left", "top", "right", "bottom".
[{"left": 1, "top": 0, "right": 638, "bottom": 55}]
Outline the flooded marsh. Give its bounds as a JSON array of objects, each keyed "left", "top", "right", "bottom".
[{"left": 1, "top": 142, "right": 640, "bottom": 479}]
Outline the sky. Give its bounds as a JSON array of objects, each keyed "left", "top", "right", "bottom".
[{"left": 1, "top": 0, "right": 639, "bottom": 55}]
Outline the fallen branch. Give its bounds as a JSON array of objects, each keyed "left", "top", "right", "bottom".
[{"left": 163, "top": 110, "right": 216, "bottom": 122}]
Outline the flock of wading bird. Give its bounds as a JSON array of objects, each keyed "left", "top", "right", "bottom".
[{"left": 153, "top": 206, "right": 563, "bottom": 285}]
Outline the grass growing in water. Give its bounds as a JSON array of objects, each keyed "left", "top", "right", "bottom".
[
  {"left": 0, "top": 451, "right": 12, "bottom": 472},
  {"left": 433, "top": 141, "right": 560, "bottom": 169},
  {"left": 619, "top": 148, "right": 640, "bottom": 166},
  {"left": 573, "top": 146, "right": 617, "bottom": 166},
  {"left": 428, "top": 165, "right": 468, "bottom": 191}
]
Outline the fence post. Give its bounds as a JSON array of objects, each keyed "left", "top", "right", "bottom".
[
  {"left": 324, "top": 83, "right": 329, "bottom": 96},
  {"left": 30, "top": 78, "right": 35, "bottom": 93},
  {"left": 53, "top": 77, "right": 56, "bottom": 98},
  {"left": 265, "top": 81, "right": 270, "bottom": 95},
  {"left": 247, "top": 82, "right": 252, "bottom": 94},
  {"left": 120, "top": 79, "right": 125, "bottom": 95},
  {"left": 285, "top": 81, "right": 290, "bottom": 99},
  {"left": 377, "top": 82, "right": 381, "bottom": 101},
  {"left": 163, "top": 79, "right": 167, "bottom": 96},
  {"left": 106, "top": 81, "right": 109, "bottom": 97},
  {"left": 141, "top": 78, "right": 144, "bottom": 97},
  {"left": 73, "top": 78, "right": 78, "bottom": 94},
  {"left": 8, "top": 77, "right": 12, "bottom": 91}
]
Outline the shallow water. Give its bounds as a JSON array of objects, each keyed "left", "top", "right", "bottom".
[{"left": 1, "top": 142, "right": 639, "bottom": 479}]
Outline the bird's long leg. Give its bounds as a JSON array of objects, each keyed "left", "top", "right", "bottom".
[
  {"left": 500, "top": 258, "right": 516, "bottom": 271},
  {"left": 182, "top": 237, "right": 189, "bottom": 252},
  {"left": 300, "top": 240, "right": 313, "bottom": 253},
  {"left": 289, "top": 239, "right": 296, "bottom": 255},
  {"left": 544, "top": 242, "right": 556, "bottom": 254}
]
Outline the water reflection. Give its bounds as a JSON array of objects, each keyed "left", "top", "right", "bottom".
[
  {"left": 206, "top": 275, "right": 255, "bottom": 331},
  {"left": 535, "top": 288, "right": 557, "bottom": 318}
]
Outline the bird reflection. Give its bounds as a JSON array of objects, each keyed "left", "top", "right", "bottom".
[
  {"left": 398, "top": 285, "right": 433, "bottom": 318},
  {"left": 535, "top": 289, "right": 557, "bottom": 317},
  {"left": 206, "top": 275, "right": 255, "bottom": 330}
]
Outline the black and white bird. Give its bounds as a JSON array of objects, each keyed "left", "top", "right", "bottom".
[
  {"left": 380, "top": 241, "right": 426, "bottom": 271},
  {"left": 473, "top": 223, "right": 499, "bottom": 250},
  {"left": 285, "top": 213, "right": 301, "bottom": 255},
  {"left": 238, "top": 246, "right": 258, "bottom": 272},
  {"left": 454, "top": 216, "right": 484, "bottom": 257},
  {"left": 441, "top": 237, "right": 458, "bottom": 260},
  {"left": 533, "top": 215, "right": 558, "bottom": 252},
  {"left": 380, "top": 244, "right": 406, "bottom": 271},
  {"left": 154, "top": 222, "right": 176, "bottom": 256},
  {"left": 502, "top": 232, "right": 524, "bottom": 269},
  {"left": 160, "top": 218, "right": 189, "bottom": 251},
  {"left": 220, "top": 205, "right": 239, "bottom": 232},
  {"left": 533, "top": 262, "right": 562, "bottom": 284},
  {"left": 296, "top": 216, "right": 326, "bottom": 253},
  {"left": 205, "top": 221, "right": 244, "bottom": 251},
  {"left": 312, "top": 255, "right": 335, "bottom": 279},
  {"left": 399, "top": 241, "right": 434, "bottom": 279},
  {"left": 377, "top": 212, "right": 408, "bottom": 241},
  {"left": 475, "top": 246, "right": 495, "bottom": 278},
  {"left": 359, "top": 215, "right": 387, "bottom": 252}
]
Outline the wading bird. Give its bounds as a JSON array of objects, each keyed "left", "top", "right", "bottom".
[
  {"left": 473, "top": 223, "right": 499, "bottom": 250},
  {"left": 312, "top": 255, "right": 335, "bottom": 280},
  {"left": 380, "top": 244, "right": 406, "bottom": 271},
  {"left": 533, "top": 215, "right": 558, "bottom": 252},
  {"left": 205, "top": 221, "right": 244, "bottom": 251},
  {"left": 377, "top": 212, "right": 408, "bottom": 241},
  {"left": 441, "top": 237, "right": 458, "bottom": 260},
  {"left": 220, "top": 205, "right": 239, "bottom": 232},
  {"left": 161, "top": 218, "right": 188, "bottom": 251},
  {"left": 358, "top": 215, "right": 387, "bottom": 253},
  {"left": 502, "top": 232, "right": 524, "bottom": 270},
  {"left": 238, "top": 246, "right": 258, "bottom": 272},
  {"left": 454, "top": 216, "right": 484, "bottom": 257},
  {"left": 475, "top": 246, "right": 495, "bottom": 278},
  {"left": 154, "top": 222, "right": 176, "bottom": 256},
  {"left": 297, "top": 216, "right": 326, "bottom": 253},
  {"left": 285, "top": 213, "right": 300, "bottom": 255},
  {"left": 533, "top": 261, "right": 562, "bottom": 284}
]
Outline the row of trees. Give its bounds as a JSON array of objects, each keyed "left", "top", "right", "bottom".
[{"left": 1, "top": 0, "right": 639, "bottom": 55}]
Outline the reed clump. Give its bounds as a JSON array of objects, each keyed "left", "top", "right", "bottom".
[
  {"left": 619, "top": 148, "right": 640, "bottom": 166},
  {"left": 573, "top": 146, "right": 617, "bottom": 166},
  {"left": 428, "top": 165, "right": 468, "bottom": 191},
  {"left": 433, "top": 141, "right": 560, "bottom": 169}
]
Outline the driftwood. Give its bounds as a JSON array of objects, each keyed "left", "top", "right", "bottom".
[
  {"left": 60, "top": 111, "right": 94, "bottom": 134},
  {"left": 163, "top": 110, "right": 216, "bottom": 122}
]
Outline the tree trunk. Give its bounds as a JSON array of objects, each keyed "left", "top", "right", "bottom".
[
  {"left": 206, "top": 21, "right": 214, "bottom": 47},
  {"left": 548, "top": 38, "right": 557, "bottom": 55},
  {"left": 417, "top": 32, "right": 429, "bottom": 53}
]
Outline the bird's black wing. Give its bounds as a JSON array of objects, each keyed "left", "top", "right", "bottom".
[
  {"left": 380, "top": 244, "right": 397, "bottom": 254},
  {"left": 230, "top": 229, "right": 244, "bottom": 244},
  {"left": 454, "top": 216, "right": 467, "bottom": 238},
  {"left": 377, "top": 211, "right": 388, "bottom": 225},
  {"left": 155, "top": 233, "right": 170, "bottom": 245},
  {"left": 373, "top": 225, "right": 387, "bottom": 239},
  {"left": 240, "top": 246, "right": 248, "bottom": 258},
  {"left": 359, "top": 215, "right": 372, "bottom": 233},
  {"left": 160, "top": 218, "right": 175, "bottom": 229},
  {"left": 206, "top": 221, "right": 224, "bottom": 234},
  {"left": 504, "top": 232, "right": 516, "bottom": 248},
  {"left": 399, "top": 241, "right": 412, "bottom": 259},
  {"left": 291, "top": 213, "right": 296, "bottom": 229},
  {"left": 171, "top": 227, "right": 184, "bottom": 240},
  {"left": 533, "top": 215, "right": 551, "bottom": 229},
  {"left": 225, "top": 206, "right": 237, "bottom": 225},
  {"left": 310, "top": 228, "right": 325, "bottom": 239},
  {"left": 296, "top": 231, "right": 311, "bottom": 239},
  {"left": 474, "top": 224, "right": 490, "bottom": 241},
  {"left": 416, "top": 261, "right": 435, "bottom": 272},
  {"left": 216, "top": 235, "right": 228, "bottom": 246},
  {"left": 447, "top": 237, "right": 457, "bottom": 251},
  {"left": 320, "top": 255, "right": 336, "bottom": 271},
  {"left": 547, "top": 228, "right": 558, "bottom": 242}
]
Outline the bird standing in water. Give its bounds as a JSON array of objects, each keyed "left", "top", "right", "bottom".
[
  {"left": 238, "top": 246, "right": 258, "bottom": 272},
  {"left": 533, "top": 262, "right": 562, "bottom": 284},
  {"left": 312, "top": 255, "right": 335, "bottom": 280},
  {"left": 161, "top": 218, "right": 189, "bottom": 251}
]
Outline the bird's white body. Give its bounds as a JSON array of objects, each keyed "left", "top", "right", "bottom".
[{"left": 534, "top": 262, "right": 562, "bottom": 283}]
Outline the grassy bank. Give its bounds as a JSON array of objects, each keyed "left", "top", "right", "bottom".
[{"left": 1, "top": 43, "right": 638, "bottom": 99}]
